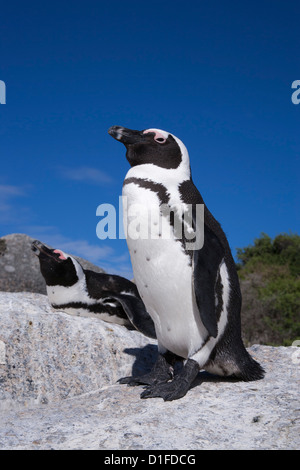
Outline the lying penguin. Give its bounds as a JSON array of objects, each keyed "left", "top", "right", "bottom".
[
  {"left": 31, "top": 240, "right": 156, "bottom": 338},
  {"left": 109, "top": 125, "right": 265, "bottom": 401}
]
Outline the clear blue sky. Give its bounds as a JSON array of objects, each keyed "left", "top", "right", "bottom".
[{"left": 1, "top": 0, "right": 299, "bottom": 278}]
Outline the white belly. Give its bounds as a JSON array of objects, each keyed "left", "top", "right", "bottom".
[{"left": 123, "top": 183, "right": 208, "bottom": 358}]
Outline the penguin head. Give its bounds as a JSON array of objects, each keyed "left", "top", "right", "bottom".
[
  {"left": 31, "top": 240, "right": 84, "bottom": 287},
  {"left": 108, "top": 126, "right": 190, "bottom": 173}
]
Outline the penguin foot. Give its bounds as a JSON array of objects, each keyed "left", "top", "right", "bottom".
[
  {"left": 140, "top": 359, "right": 199, "bottom": 401},
  {"left": 118, "top": 353, "right": 173, "bottom": 387}
]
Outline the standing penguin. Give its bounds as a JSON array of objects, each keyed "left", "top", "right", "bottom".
[
  {"left": 31, "top": 240, "right": 156, "bottom": 338},
  {"left": 108, "top": 125, "right": 265, "bottom": 401}
]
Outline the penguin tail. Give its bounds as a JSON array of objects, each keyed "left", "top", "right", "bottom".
[
  {"left": 206, "top": 340, "right": 265, "bottom": 382},
  {"left": 235, "top": 351, "right": 265, "bottom": 382}
]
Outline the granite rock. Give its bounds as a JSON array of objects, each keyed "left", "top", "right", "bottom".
[
  {"left": 0, "top": 233, "right": 105, "bottom": 294},
  {"left": 0, "top": 292, "right": 156, "bottom": 411},
  {"left": 0, "top": 292, "right": 299, "bottom": 450}
]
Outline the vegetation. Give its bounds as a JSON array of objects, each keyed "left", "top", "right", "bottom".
[{"left": 237, "top": 233, "right": 300, "bottom": 346}]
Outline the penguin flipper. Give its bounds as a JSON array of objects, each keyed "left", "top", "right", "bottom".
[
  {"left": 103, "top": 291, "right": 156, "bottom": 339},
  {"left": 178, "top": 179, "right": 225, "bottom": 339},
  {"left": 192, "top": 217, "right": 225, "bottom": 339}
]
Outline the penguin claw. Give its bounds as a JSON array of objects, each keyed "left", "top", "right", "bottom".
[
  {"left": 117, "top": 375, "right": 152, "bottom": 387},
  {"left": 117, "top": 376, "right": 136, "bottom": 385},
  {"left": 117, "top": 375, "right": 153, "bottom": 386},
  {"left": 140, "top": 380, "right": 189, "bottom": 401},
  {"left": 117, "top": 371, "right": 171, "bottom": 387},
  {"left": 140, "top": 358, "right": 200, "bottom": 401}
]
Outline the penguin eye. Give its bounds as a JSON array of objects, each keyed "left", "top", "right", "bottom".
[{"left": 155, "top": 137, "right": 166, "bottom": 144}]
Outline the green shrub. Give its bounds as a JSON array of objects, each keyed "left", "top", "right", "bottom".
[{"left": 237, "top": 233, "right": 300, "bottom": 346}]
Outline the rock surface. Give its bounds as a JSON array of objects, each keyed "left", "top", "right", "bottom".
[
  {"left": 0, "top": 292, "right": 299, "bottom": 450},
  {"left": 0, "top": 292, "right": 155, "bottom": 410},
  {"left": 0, "top": 233, "right": 105, "bottom": 294}
]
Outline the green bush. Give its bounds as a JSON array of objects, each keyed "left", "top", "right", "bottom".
[{"left": 237, "top": 233, "right": 300, "bottom": 346}]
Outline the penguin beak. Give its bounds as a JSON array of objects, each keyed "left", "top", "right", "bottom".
[
  {"left": 108, "top": 126, "right": 144, "bottom": 146},
  {"left": 31, "top": 240, "right": 46, "bottom": 256},
  {"left": 31, "top": 240, "right": 65, "bottom": 262}
]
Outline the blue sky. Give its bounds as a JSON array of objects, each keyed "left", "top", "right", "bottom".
[{"left": 0, "top": 0, "right": 299, "bottom": 278}]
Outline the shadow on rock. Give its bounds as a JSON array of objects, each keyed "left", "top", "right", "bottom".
[{"left": 123, "top": 344, "right": 158, "bottom": 377}]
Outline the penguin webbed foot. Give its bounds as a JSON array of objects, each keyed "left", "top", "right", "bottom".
[
  {"left": 118, "top": 353, "right": 174, "bottom": 387},
  {"left": 141, "top": 359, "right": 199, "bottom": 401}
]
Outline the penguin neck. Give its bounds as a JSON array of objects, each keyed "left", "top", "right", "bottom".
[
  {"left": 70, "top": 256, "right": 85, "bottom": 280},
  {"left": 125, "top": 161, "right": 191, "bottom": 188},
  {"left": 46, "top": 267, "right": 88, "bottom": 306}
]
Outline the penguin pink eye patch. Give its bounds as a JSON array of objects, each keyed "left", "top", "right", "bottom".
[
  {"left": 53, "top": 249, "right": 67, "bottom": 260},
  {"left": 143, "top": 130, "right": 167, "bottom": 144}
]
